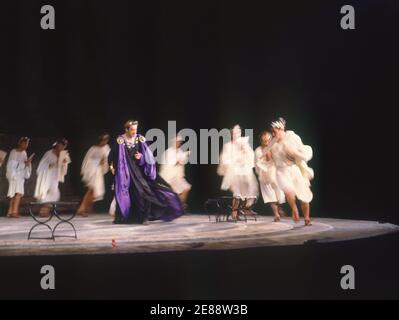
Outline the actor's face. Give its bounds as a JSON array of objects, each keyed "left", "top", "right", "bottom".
[
  {"left": 231, "top": 128, "right": 241, "bottom": 141},
  {"left": 99, "top": 136, "right": 109, "bottom": 147},
  {"left": 19, "top": 141, "right": 29, "bottom": 151},
  {"left": 55, "top": 144, "right": 66, "bottom": 152},
  {"left": 126, "top": 125, "right": 138, "bottom": 137},
  {"left": 261, "top": 133, "right": 271, "bottom": 146},
  {"left": 272, "top": 127, "right": 283, "bottom": 139}
]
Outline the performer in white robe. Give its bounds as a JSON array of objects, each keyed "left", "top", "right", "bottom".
[
  {"left": 159, "top": 135, "right": 191, "bottom": 208},
  {"left": 34, "top": 139, "right": 71, "bottom": 217},
  {"left": 217, "top": 125, "right": 259, "bottom": 220},
  {"left": 255, "top": 131, "right": 285, "bottom": 222},
  {"left": 269, "top": 118, "right": 314, "bottom": 225},
  {"left": 6, "top": 137, "right": 34, "bottom": 218},
  {"left": 77, "top": 133, "right": 111, "bottom": 217},
  {"left": 0, "top": 150, "right": 7, "bottom": 167}
]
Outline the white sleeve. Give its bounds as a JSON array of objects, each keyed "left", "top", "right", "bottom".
[
  {"left": 6, "top": 150, "right": 18, "bottom": 180},
  {"left": 159, "top": 149, "right": 175, "bottom": 181},
  {"left": 287, "top": 132, "right": 313, "bottom": 162},
  {"left": 59, "top": 151, "right": 71, "bottom": 183},
  {"left": 166, "top": 149, "right": 177, "bottom": 166},
  {"left": 37, "top": 151, "right": 52, "bottom": 174},
  {"left": 247, "top": 145, "right": 255, "bottom": 168},
  {"left": 81, "top": 147, "right": 94, "bottom": 176},
  {"left": 254, "top": 148, "right": 261, "bottom": 175},
  {"left": 255, "top": 147, "right": 270, "bottom": 174},
  {"left": 217, "top": 143, "right": 230, "bottom": 176},
  {"left": 24, "top": 164, "right": 32, "bottom": 179},
  {"left": 102, "top": 145, "right": 111, "bottom": 174},
  {"left": 23, "top": 152, "right": 32, "bottom": 179}
]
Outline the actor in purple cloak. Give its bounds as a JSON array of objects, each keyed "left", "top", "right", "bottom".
[{"left": 108, "top": 120, "right": 184, "bottom": 224}]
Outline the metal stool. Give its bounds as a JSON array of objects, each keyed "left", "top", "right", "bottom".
[
  {"left": 28, "top": 201, "right": 79, "bottom": 240},
  {"left": 205, "top": 196, "right": 258, "bottom": 222}
]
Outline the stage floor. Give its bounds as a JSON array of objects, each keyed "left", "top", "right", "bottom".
[{"left": 0, "top": 214, "right": 398, "bottom": 256}]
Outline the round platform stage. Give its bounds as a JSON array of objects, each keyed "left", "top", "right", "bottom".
[{"left": 0, "top": 214, "right": 398, "bottom": 256}]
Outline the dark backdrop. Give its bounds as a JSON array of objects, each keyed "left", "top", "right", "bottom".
[{"left": 0, "top": 0, "right": 398, "bottom": 222}]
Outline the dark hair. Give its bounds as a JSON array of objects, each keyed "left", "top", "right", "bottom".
[
  {"left": 98, "top": 133, "right": 110, "bottom": 143},
  {"left": 52, "top": 138, "right": 68, "bottom": 148},
  {"left": 259, "top": 130, "right": 271, "bottom": 141},
  {"left": 270, "top": 117, "right": 286, "bottom": 130},
  {"left": 18, "top": 136, "right": 30, "bottom": 146},
  {"left": 124, "top": 120, "right": 139, "bottom": 130}
]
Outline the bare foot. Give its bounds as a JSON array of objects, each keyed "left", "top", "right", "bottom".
[
  {"left": 292, "top": 210, "right": 300, "bottom": 223},
  {"left": 231, "top": 210, "right": 238, "bottom": 221},
  {"left": 278, "top": 207, "right": 286, "bottom": 217},
  {"left": 77, "top": 211, "right": 89, "bottom": 217},
  {"left": 305, "top": 219, "right": 312, "bottom": 226},
  {"left": 39, "top": 210, "right": 50, "bottom": 218}
]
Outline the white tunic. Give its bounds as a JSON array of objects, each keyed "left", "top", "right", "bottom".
[
  {"left": 0, "top": 150, "right": 7, "bottom": 167},
  {"left": 159, "top": 147, "right": 191, "bottom": 194},
  {"left": 218, "top": 137, "right": 259, "bottom": 199},
  {"left": 270, "top": 131, "right": 313, "bottom": 203},
  {"left": 81, "top": 144, "right": 110, "bottom": 201},
  {"left": 6, "top": 149, "right": 32, "bottom": 197},
  {"left": 34, "top": 150, "right": 71, "bottom": 202},
  {"left": 255, "top": 146, "right": 285, "bottom": 204}
]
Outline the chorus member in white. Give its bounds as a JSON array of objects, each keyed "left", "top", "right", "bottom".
[
  {"left": 34, "top": 139, "right": 71, "bottom": 217},
  {"left": 217, "top": 125, "right": 259, "bottom": 220},
  {"left": 0, "top": 150, "right": 7, "bottom": 167},
  {"left": 159, "top": 135, "right": 191, "bottom": 208},
  {"left": 6, "top": 137, "right": 34, "bottom": 218},
  {"left": 269, "top": 118, "right": 314, "bottom": 226},
  {"left": 77, "top": 133, "right": 111, "bottom": 217},
  {"left": 255, "top": 131, "right": 285, "bottom": 222}
]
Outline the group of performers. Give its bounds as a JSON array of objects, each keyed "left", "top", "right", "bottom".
[
  {"left": 0, "top": 117, "right": 314, "bottom": 226},
  {"left": 218, "top": 117, "right": 314, "bottom": 225}
]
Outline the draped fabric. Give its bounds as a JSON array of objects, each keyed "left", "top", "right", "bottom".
[
  {"left": 81, "top": 145, "right": 111, "bottom": 201},
  {"left": 109, "top": 134, "right": 184, "bottom": 224}
]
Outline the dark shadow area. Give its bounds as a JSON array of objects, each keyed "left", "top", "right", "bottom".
[{"left": 0, "top": 232, "right": 398, "bottom": 300}]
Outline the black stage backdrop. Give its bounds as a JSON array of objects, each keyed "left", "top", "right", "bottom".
[{"left": 0, "top": 0, "right": 398, "bottom": 223}]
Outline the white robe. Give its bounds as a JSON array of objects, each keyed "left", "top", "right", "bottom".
[
  {"left": 6, "top": 149, "right": 32, "bottom": 197},
  {"left": 0, "top": 150, "right": 7, "bottom": 167},
  {"left": 217, "top": 137, "right": 259, "bottom": 199},
  {"left": 81, "top": 144, "right": 110, "bottom": 201},
  {"left": 34, "top": 150, "right": 71, "bottom": 202},
  {"left": 255, "top": 146, "right": 285, "bottom": 204},
  {"left": 159, "top": 147, "right": 191, "bottom": 194},
  {"left": 270, "top": 130, "right": 313, "bottom": 203}
]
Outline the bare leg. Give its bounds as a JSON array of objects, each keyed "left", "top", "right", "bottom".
[
  {"left": 179, "top": 189, "right": 190, "bottom": 207},
  {"left": 86, "top": 190, "right": 94, "bottom": 214},
  {"left": 278, "top": 206, "right": 286, "bottom": 217},
  {"left": 39, "top": 206, "right": 51, "bottom": 218},
  {"left": 77, "top": 189, "right": 93, "bottom": 217},
  {"left": 243, "top": 198, "right": 256, "bottom": 216},
  {"left": 300, "top": 201, "right": 311, "bottom": 225},
  {"left": 231, "top": 197, "right": 240, "bottom": 220},
  {"left": 77, "top": 191, "right": 89, "bottom": 214},
  {"left": 285, "top": 191, "right": 300, "bottom": 222},
  {"left": 11, "top": 193, "right": 22, "bottom": 217},
  {"left": 270, "top": 202, "right": 281, "bottom": 221},
  {"left": 7, "top": 197, "right": 15, "bottom": 217}
]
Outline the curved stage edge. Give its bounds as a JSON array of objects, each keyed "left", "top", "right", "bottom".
[{"left": 0, "top": 214, "right": 398, "bottom": 256}]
